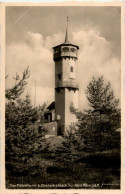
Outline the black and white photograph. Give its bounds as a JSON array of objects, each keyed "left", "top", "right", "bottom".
[{"left": 5, "top": 4, "right": 121, "bottom": 190}]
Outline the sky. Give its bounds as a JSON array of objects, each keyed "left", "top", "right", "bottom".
[{"left": 5, "top": 6, "right": 121, "bottom": 110}]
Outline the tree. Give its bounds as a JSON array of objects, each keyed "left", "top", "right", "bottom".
[
  {"left": 77, "top": 76, "right": 120, "bottom": 152},
  {"left": 6, "top": 67, "right": 30, "bottom": 100},
  {"left": 55, "top": 126, "right": 82, "bottom": 173},
  {"left": 6, "top": 94, "right": 49, "bottom": 179},
  {"left": 85, "top": 76, "right": 119, "bottom": 115},
  {"left": 5, "top": 68, "right": 49, "bottom": 184}
]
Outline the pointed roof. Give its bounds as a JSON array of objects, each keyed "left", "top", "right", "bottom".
[
  {"left": 53, "top": 17, "right": 79, "bottom": 50},
  {"left": 64, "top": 16, "right": 69, "bottom": 44}
]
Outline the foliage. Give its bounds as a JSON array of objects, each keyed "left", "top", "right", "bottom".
[
  {"left": 37, "top": 103, "right": 48, "bottom": 124},
  {"left": 85, "top": 76, "right": 119, "bottom": 112},
  {"left": 6, "top": 68, "right": 49, "bottom": 179},
  {"left": 7, "top": 149, "right": 120, "bottom": 188},
  {"left": 55, "top": 126, "right": 82, "bottom": 172},
  {"left": 77, "top": 76, "right": 120, "bottom": 152},
  {"left": 6, "top": 67, "right": 30, "bottom": 100},
  {"left": 5, "top": 69, "right": 120, "bottom": 188},
  {"left": 6, "top": 94, "right": 49, "bottom": 178}
]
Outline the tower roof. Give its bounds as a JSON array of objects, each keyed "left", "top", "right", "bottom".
[
  {"left": 53, "top": 17, "right": 79, "bottom": 50},
  {"left": 53, "top": 43, "right": 79, "bottom": 50},
  {"left": 64, "top": 16, "right": 69, "bottom": 44}
]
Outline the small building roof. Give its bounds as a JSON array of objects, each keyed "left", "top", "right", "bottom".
[{"left": 47, "top": 101, "right": 55, "bottom": 111}]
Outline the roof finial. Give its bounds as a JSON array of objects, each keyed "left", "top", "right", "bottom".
[{"left": 65, "top": 16, "right": 69, "bottom": 43}]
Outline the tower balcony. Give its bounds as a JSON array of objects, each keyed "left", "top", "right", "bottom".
[
  {"left": 56, "top": 80, "right": 79, "bottom": 90},
  {"left": 54, "top": 51, "right": 78, "bottom": 61}
]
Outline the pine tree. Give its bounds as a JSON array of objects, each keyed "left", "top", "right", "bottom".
[
  {"left": 55, "top": 126, "right": 82, "bottom": 173},
  {"left": 5, "top": 68, "right": 49, "bottom": 183},
  {"left": 77, "top": 76, "right": 120, "bottom": 152},
  {"left": 6, "top": 95, "right": 49, "bottom": 179},
  {"left": 6, "top": 67, "right": 30, "bottom": 100}
]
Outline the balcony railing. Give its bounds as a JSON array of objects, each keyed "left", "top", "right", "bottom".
[
  {"left": 56, "top": 81, "right": 79, "bottom": 89},
  {"left": 54, "top": 51, "right": 78, "bottom": 60}
]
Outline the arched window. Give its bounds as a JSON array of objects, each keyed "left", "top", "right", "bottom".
[
  {"left": 58, "top": 74, "right": 61, "bottom": 80},
  {"left": 70, "top": 66, "right": 73, "bottom": 72},
  {"left": 71, "top": 48, "right": 76, "bottom": 52},
  {"left": 62, "top": 47, "right": 69, "bottom": 52}
]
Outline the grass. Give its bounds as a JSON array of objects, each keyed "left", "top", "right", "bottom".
[
  {"left": 6, "top": 150, "right": 120, "bottom": 189},
  {"left": 6, "top": 137, "right": 120, "bottom": 189},
  {"left": 46, "top": 136, "right": 64, "bottom": 150}
]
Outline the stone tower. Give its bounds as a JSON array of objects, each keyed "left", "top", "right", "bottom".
[{"left": 53, "top": 18, "right": 79, "bottom": 135}]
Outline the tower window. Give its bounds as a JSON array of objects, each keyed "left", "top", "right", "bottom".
[
  {"left": 58, "top": 74, "right": 61, "bottom": 80},
  {"left": 70, "top": 66, "right": 73, "bottom": 72},
  {"left": 71, "top": 48, "right": 76, "bottom": 52},
  {"left": 63, "top": 47, "right": 69, "bottom": 52}
]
